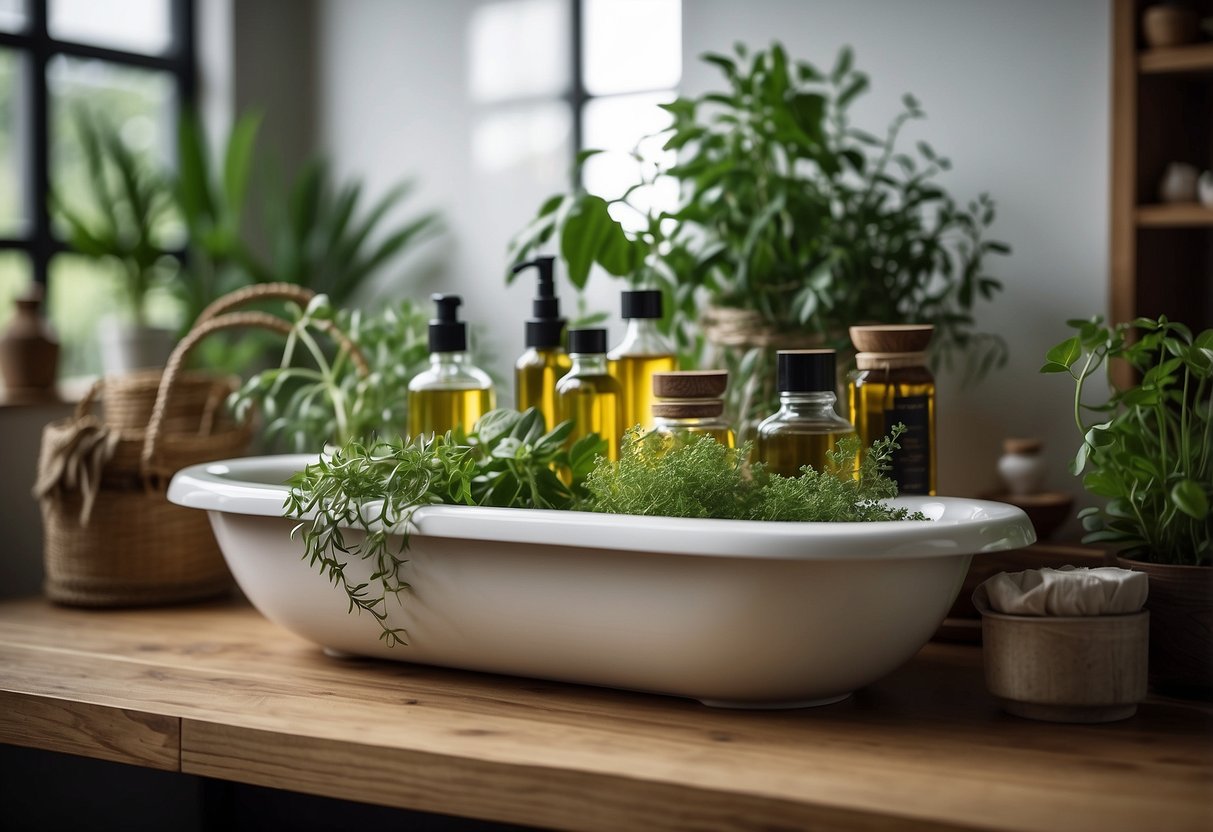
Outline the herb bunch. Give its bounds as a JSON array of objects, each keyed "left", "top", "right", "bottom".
[
  {"left": 1042, "top": 315, "right": 1212, "bottom": 565},
  {"left": 584, "top": 425, "right": 924, "bottom": 523},
  {"left": 285, "top": 408, "right": 606, "bottom": 645}
]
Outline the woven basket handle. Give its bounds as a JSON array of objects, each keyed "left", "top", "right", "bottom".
[
  {"left": 140, "top": 309, "right": 370, "bottom": 480},
  {"left": 195, "top": 282, "right": 323, "bottom": 324}
]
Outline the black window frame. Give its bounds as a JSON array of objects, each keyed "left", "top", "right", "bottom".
[{"left": 0, "top": 0, "right": 196, "bottom": 291}]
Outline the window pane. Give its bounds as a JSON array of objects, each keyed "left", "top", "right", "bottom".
[
  {"left": 49, "top": 0, "right": 172, "bottom": 56},
  {"left": 0, "top": 249, "right": 32, "bottom": 331},
  {"left": 48, "top": 253, "right": 181, "bottom": 377},
  {"left": 469, "top": 0, "right": 569, "bottom": 103},
  {"left": 0, "top": 48, "right": 28, "bottom": 237},
  {"left": 472, "top": 101, "right": 571, "bottom": 172},
  {"left": 0, "top": 0, "right": 26, "bottom": 33},
  {"left": 582, "top": 92, "right": 678, "bottom": 230},
  {"left": 583, "top": 0, "right": 680, "bottom": 96},
  {"left": 49, "top": 55, "right": 176, "bottom": 236}
]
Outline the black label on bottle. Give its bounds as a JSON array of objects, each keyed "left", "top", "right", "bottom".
[{"left": 889, "top": 395, "right": 931, "bottom": 495}]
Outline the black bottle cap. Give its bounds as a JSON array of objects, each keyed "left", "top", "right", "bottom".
[
  {"left": 513, "top": 257, "right": 566, "bottom": 349},
  {"left": 567, "top": 328, "right": 608, "bottom": 355},
  {"left": 777, "top": 350, "right": 836, "bottom": 393},
  {"left": 621, "top": 290, "right": 662, "bottom": 319},
  {"left": 428, "top": 294, "right": 467, "bottom": 353}
]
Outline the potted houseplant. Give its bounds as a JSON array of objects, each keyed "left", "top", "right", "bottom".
[
  {"left": 1042, "top": 315, "right": 1212, "bottom": 697},
  {"left": 55, "top": 108, "right": 180, "bottom": 373},
  {"left": 509, "top": 42, "right": 1010, "bottom": 429}
]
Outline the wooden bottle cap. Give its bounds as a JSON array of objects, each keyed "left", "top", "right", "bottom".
[
  {"left": 1003, "top": 437, "right": 1043, "bottom": 456},
  {"left": 849, "top": 324, "right": 934, "bottom": 354},
  {"left": 652, "top": 370, "right": 728, "bottom": 399},
  {"left": 652, "top": 400, "right": 725, "bottom": 419}
]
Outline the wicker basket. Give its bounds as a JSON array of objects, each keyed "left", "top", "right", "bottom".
[{"left": 35, "top": 283, "right": 365, "bottom": 607}]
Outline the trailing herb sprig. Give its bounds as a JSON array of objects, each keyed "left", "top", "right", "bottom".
[
  {"left": 584, "top": 425, "right": 925, "bottom": 523},
  {"left": 285, "top": 408, "right": 606, "bottom": 645}
]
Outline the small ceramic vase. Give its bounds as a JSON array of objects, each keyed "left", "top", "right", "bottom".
[
  {"left": 1198, "top": 171, "right": 1213, "bottom": 207},
  {"left": 1159, "top": 162, "right": 1200, "bottom": 204},
  {"left": 998, "top": 438, "right": 1045, "bottom": 497},
  {"left": 1142, "top": 4, "right": 1200, "bottom": 48},
  {"left": 0, "top": 290, "right": 59, "bottom": 399}
]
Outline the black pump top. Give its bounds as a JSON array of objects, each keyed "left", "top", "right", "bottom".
[
  {"left": 512, "top": 256, "right": 566, "bottom": 349},
  {"left": 567, "top": 328, "right": 608, "bottom": 355},
  {"left": 621, "top": 289, "right": 662, "bottom": 320},
  {"left": 777, "top": 350, "right": 836, "bottom": 393},
  {"left": 428, "top": 294, "right": 467, "bottom": 353}
]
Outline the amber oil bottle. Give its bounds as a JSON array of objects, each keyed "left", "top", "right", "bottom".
[
  {"left": 756, "top": 350, "right": 856, "bottom": 476},
  {"left": 847, "top": 325, "right": 936, "bottom": 495},
  {"left": 557, "top": 328, "right": 624, "bottom": 461},
  {"left": 608, "top": 290, "right": 676, "bottom": 433},
  {"left": 650, "top": 371, "right": 734, "bottom": 448},
  {"left": 512, "top": 256, "right": 570, "bottom": 428},
  {"left": 407, "top": 294, "right": 495, "bottom": 438}
]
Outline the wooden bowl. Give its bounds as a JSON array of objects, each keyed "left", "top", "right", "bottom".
[{"left": 978, "top": 602, "right": 1148, "bottom": 723}]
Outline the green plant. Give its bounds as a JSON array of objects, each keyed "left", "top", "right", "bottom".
[
  {"left": 509, "top": 42, "right": 1009, "bottom": 422},
  {"left": 584, "top": 425, "right": 924, "bottom": 523},
  {"left": 286, "top": 408, "right": 605, "bottom": 645},
  {"left": 54, "top": 107, "right": 179, "bottom": 326},
  {"left": 253, "top": 161, "right": 442, "bottom": 307},
  {"left": 230, "top": 294, "right": 426, "bottom": 450},
  {"left": 1042, "top": 315, "right": 1212, "bottom": 566}
]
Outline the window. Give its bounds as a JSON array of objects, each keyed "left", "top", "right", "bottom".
[
  {"left": 0, "top": 0, "right": 194, "bottom": 375},
  {"left": 467, "top": 0, "right": 681, "bottom": 206}
]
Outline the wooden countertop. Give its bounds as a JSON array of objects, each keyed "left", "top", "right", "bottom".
[{"left": 0, "top": 599, "right": 1209, "bottom": 832}]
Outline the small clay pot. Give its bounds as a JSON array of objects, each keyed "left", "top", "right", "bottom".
[
  {"left": 1142, "top": 5, "right": 1201, "bottom": 48},
  {"left": 979, "top": 603, "right": 1149, "bottom": 723},
  {"left": 0, "top": 292, "right": 59, "bottom": 400},
  {"left": 1116, "top": 557, "right": 1213, "bottom": 699}
]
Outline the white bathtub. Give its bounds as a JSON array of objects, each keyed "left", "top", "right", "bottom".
[{"left": 169, "top": 455, "right": 1034, "bottom": 708}]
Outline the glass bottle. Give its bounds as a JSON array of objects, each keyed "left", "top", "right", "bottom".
[
  {"left": 650, "top": 370, "right": 734, "bottom": 447},
  {"left": 512, "top": 257, "right": 570, "bottom": 428},
  {"left": 608, "top": 290, "right": 676, "bottom": 434},
  {"left": 847, "top": 325, "right": 936, "bottom": 495},
  {"left": 557, "top": 328, "right": 624, "bottom": 461},
  {"left": 407, "top": 294, "right": 495, "bottom": 438},
  {"left": 756, "top": 350, "right": 856, "bottom": 477}
]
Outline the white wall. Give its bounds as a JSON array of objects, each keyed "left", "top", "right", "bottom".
[{"left": 315, "top": 0, "right": 1110, "bottom": 512}]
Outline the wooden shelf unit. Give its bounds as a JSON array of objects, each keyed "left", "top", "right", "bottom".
[
  {"left": 1139, "top": 42, "right": 1213, "bottom": 73},
  {"left": 1136, "top": 203, "right": 1213, "bottom": 226},
  {"left": 1111, "top": 0, "right": 1213, "bottom": 384}
]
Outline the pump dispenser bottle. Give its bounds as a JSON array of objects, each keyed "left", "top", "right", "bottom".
[
  {"left": 557, "top": 328, "right": 623, "bottom": 461},
  {"left": 608, "top": 290, "right": 676, "bottom": 432},
  {"left": 756, "top": 350, "right": 856, "bottom": 476},
  {"left": 512, "top": 256, "right": 570, "bottom": 427},
  {"left": 407, "top": 294, "right": 495, "bottom": 438}
]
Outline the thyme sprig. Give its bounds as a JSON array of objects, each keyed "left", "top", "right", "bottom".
[{"left": 285, "top": 408, "right": 605, "bottom": 646}]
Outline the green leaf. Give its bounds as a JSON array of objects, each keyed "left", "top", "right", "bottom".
[
  {"left": 1045, "top": 337, "right": 1082, "bottom": 369},
  {"left": 559, "top": 195, "right": 635, "bottom": 287},
  {"left": 1172, "top": 480, "right": 1209, "bottom": 520},
  {"left": 1039, "top": 361, "right": 1070, "bottom": 374},
  {"left": 222, "top": 112, "right": 261, "bottom": 219},
  {"left": 830, "top": 46, "right": 853, "bottom": 82}
]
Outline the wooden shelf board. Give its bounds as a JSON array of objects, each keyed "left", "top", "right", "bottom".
[
  {"left": 1139, "top": 43, "right": 1213, "bottom": 74},
  {"left": 1136, "top": 204, "right": 1213, "bottom": 227}
]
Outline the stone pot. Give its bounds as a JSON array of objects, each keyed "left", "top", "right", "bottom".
[
  {"left": 0, "top": 292, "right": 59, "bottom": 400},
  {"left": 1142, "top": 4, "right": 1201, "bottom": 48},
  {"left": 1117, "top": 557, "right": 1213, "bottom": 699}
]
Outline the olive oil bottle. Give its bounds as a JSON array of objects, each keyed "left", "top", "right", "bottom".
[
  {"left": 848, "top": 325, "right": 937, "bottom": 495},
  {"left": 608, "top": 290, "right": 676, "bottom": 433},
  {"left": 512, "top": 256, "right": 570, "bottom": 428},
  {"left": 650, "top": 371, "right": 734, "bottom": 448},
  {"left": 557, "top": 329, "right": 623, "bottom": 461},
  {"left": 755, "top": 350, "right": 856, "bottom": 476},
  {"left": 407, "top": 294, "right": 495, "bottom": 438}
]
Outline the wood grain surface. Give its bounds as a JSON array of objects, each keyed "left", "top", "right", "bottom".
[{"left": 0, "top": 598, "right": 1210, "bottom": 832}]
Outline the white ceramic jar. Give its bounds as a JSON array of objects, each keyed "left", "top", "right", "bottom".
[{"left": 998, "top": 438, "right": 1046, "bottom": 496}]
